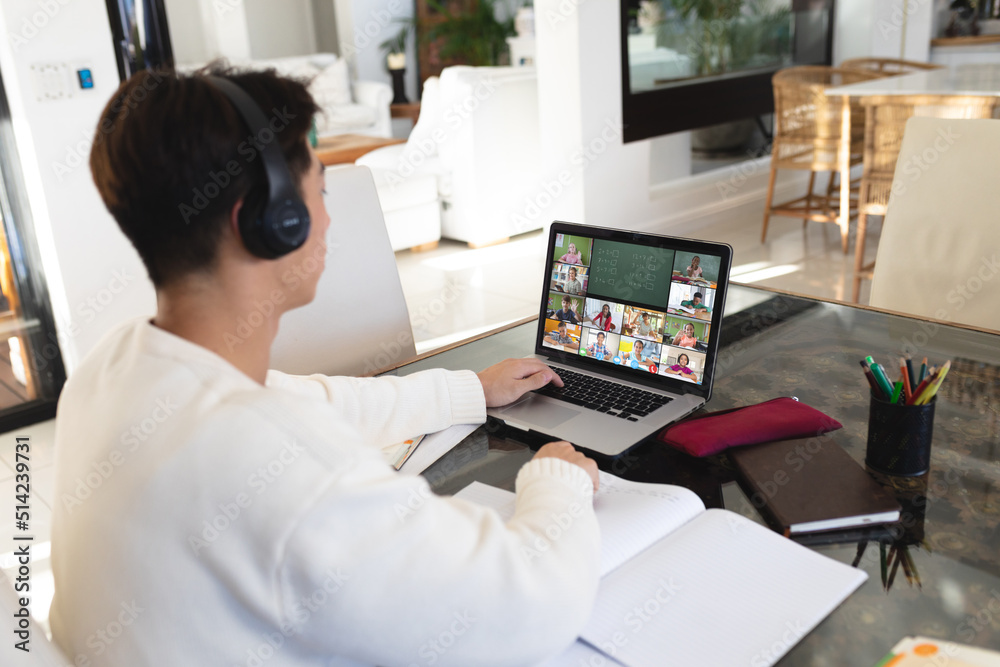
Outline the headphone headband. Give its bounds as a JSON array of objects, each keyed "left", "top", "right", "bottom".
[{"left": 206, "top": 75, "right": 310, "bottom": 259}]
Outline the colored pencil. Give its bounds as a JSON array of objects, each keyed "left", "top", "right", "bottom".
[
  {"left": 908, "top": 375, "right": 933, "bottom": 406},
  {"left": 900, "top": 359, "right": 913, "bottom": 403},
  {"left": 914, "top": 360, "right": 951, "bottom": 405},
  {"left": 860, "top": 361, "right": 885, "bottom": 398},
  {"left": 867, "top": 357, "right": 894, "bottom": 398},
  {"left": 905, "top": 356, "right": 916, "bottom": 391},
  {"left": 919, "top": 357, "right": 928, "bottom": 383},
  {"left": 890, "top": 381, "right": 903, "bottom": 404}
]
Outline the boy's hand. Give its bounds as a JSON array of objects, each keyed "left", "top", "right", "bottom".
[
  {"left": 533, "top": 441, "right": 599, "bottom": 492},
  {"left": 477, "top": 358, "right": 563, "bottom": 408}
]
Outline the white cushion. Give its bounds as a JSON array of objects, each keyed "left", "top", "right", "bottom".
[
  {"left": 310, "top": 57, "right": 353, "bottom": 108},
  {"left": 316, "top": 103, "right": 377, "bottom": 134},
  {"left": 248, "top": 56, "right": 319, "bottom": 80},
  {"left": 308, "top": 53, "right": 338, "bottom": 69}
]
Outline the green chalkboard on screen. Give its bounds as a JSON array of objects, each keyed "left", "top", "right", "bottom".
[
  {"left": 672, "top": 251, "right": 722, "bottom": 283},
  {"left": 588, "top": 240, "right": 675, "bottom": 307}
]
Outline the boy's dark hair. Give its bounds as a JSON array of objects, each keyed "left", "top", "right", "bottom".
[{"left": 90, "top": 64, "right": 320, "bottom": 287}]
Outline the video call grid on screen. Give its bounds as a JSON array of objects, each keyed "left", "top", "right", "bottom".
[{"left": 540, "top": 231, "right": 724, "bottom": 386}]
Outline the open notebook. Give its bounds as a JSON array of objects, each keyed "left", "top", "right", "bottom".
[{"left": 455, "top": 472, "right": 867, "bottom": 667}]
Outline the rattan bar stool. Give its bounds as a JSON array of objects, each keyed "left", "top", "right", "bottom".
[
  {"left": 762, "top": 66, "right": 882, "bottom": 254},
  {"left": 851, "top": 94, "right": 1000, "bottom": 302}
]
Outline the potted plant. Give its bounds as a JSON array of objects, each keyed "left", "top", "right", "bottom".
[
  {"left": 380, "top": 26, "right": 412, "bottom": 104},
  {"left": 422, "top": 0, "right": 516, "bottom": 67}
]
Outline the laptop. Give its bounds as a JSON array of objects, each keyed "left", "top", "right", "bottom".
[{"left": 487, "top": 222, "right": 733, "bottom": 457}]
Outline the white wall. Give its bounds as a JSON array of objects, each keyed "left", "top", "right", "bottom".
[
  {"left": 339, "top": 0, "right": 417, "bottom": 100},
  {"left": 0, "top": 0, "right": 156, "bottom": 372},
  {"left": 244, "top": 0, "right": 318, "bottom": 59},
  {"left": 163, "top": 0, "right": 209, "bottom": 64},
  {"left": 164, "top": 0, "right": 251, "bottom": 65},
  {"left": 312, "top": 0, "right": 341, "bottom": 55},
  {"left": 835, "top": 0, "right": 933, "bottom": 65}
]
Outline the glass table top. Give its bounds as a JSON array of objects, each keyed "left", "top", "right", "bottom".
[{"left": 393, "top": 284, "right": 1000, "bottom": 665}]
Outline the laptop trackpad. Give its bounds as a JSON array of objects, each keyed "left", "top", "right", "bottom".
[{"left": 499, "top": 399, "right": 578, "bottom": 428}]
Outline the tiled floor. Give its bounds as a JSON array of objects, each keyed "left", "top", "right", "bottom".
[{"left": 0, "top": 191, "right": 883, "bottom": 639}]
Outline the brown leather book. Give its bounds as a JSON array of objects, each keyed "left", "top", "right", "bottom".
[{"left": 729, "top": 437, "right": 901, "bottom": 536}]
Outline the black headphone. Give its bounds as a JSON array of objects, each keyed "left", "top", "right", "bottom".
[{"left": 207, "top": 76, "right": 310, "bottom": 259}]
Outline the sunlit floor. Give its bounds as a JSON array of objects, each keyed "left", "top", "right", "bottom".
[
  {"left": 0, "top": 198, "right": 882, "bottom": 641},
  {"left": 397, "top": 201, "right": 881, "bottom": 352}
]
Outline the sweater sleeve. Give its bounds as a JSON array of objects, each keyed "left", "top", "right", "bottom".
[
  {"left": 265, "top": 368, "right": 486, "bottom": 446},
  {"left": 277, "top": 456, "right": 601, "bottom": 666}
]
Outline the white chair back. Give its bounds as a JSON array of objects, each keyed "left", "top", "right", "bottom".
[
  {"left": 270, "top": 166, "right": 416, "bottom": 375},
  {"left": 870, "top": 117, "right": 1000, "bottom": 331}
]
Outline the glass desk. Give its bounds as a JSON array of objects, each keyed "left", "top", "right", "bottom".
[{"left": 390, "top": 284, "right": 1000, "bottom": 665}]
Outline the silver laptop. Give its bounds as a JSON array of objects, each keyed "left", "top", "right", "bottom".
[{"left": 488, "top": 222, "right": 733, "bottom": 457}]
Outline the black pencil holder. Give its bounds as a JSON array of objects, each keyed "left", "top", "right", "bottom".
[{"left": 865, "top": 392, "right": 935, "bottom": 476}]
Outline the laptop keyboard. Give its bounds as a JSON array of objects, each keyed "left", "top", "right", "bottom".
[{"left": 534, "top": 367, "right": 672, "bottom": 421}]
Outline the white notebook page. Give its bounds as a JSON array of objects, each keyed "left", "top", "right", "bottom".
[
  {"left": 580, "top": 509, "right": 867, "bottom": 667},
  {"left": 454, "top": 472, "right": 705, "bottom": 577}
]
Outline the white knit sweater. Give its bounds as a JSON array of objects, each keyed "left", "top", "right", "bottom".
[{"left": 49, "top": 320, "right": 601, "bottom": 666}]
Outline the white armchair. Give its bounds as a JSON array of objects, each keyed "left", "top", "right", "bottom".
[
  {"left": 357, "top": 66, "right": 546, "bottom": 247},
  {"left": 234, "top": 53, "right": 392, "bottom": 138}
]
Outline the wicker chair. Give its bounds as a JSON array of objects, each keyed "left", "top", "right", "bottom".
[
  {"left": 851, "top": 94, "right": 1000, "bottom": 302},
  {"left": 840, "top": 58, "right": 943, "bottom": 76},
  {"left": 762, "top": 66, "right": 882, "bottom": 253}
]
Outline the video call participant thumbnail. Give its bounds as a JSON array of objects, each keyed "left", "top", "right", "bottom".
[
  {"left": 583, "top": 329, "right": 620, "bottom": 361},
  {"left": 549, "top": 293, "right": 582, "bottom": 324},
  {"left": 583, "top": 299, "right": 621, "bottom": 333}
]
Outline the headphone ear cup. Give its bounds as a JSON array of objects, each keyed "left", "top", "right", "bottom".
[
  {"left": 261, "top": 197, "right": 310, "bottom": 257},
  {"left": 237, "top": 186, "right": 273, "bottom": 259}
]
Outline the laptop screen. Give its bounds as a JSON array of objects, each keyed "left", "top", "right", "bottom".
[{"left": 536, "top": 223, "right": 731, "bottom": 395}]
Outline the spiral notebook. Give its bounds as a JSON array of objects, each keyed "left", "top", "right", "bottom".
[{"left": 456, "top": 473, "right": 867, "bottom": 667}]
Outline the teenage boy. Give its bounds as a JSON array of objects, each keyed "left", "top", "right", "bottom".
[{"left": 49, "top": 67, "right": 601, "bottom": 667}]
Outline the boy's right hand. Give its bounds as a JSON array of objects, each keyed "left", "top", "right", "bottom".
[{"left": 533, "top": 441, "right": 599, "bottom": 492}]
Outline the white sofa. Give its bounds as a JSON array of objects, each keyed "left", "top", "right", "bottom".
[
  {"left": 357, "top": 66, "right": 545, "bottom": 247},
  {"left": 223, "top": 53, "right": 392, "bottom": 138}
]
